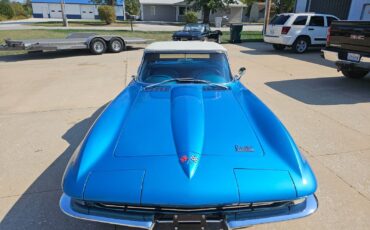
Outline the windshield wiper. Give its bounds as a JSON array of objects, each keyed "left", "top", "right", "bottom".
[
  {"left": 178, "top": 78, "right": 229, "bottom": 89},
  {"left": 144, "top": 78, "right": 228, "bottom": 90}
]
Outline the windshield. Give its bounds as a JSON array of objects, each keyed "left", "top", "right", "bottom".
[
  {"left": 183, "top": 24, "right": 204, "bottom": 32},
  {"left": 139, "top": 53, "right": 232, "bottom": 84}
]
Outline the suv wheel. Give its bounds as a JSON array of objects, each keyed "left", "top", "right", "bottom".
[
  {"left": 342, "top": 69, "right": 368, "bottom": 79},
  {"left": 293, "top": 37, "right": 309, "bottom": 53},
  {"left": 273, "top": 44, "right": 286, "bottom": 50}
]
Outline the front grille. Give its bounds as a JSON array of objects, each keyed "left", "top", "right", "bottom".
[{"left": 78, "top": 199, "right": 297, "bottom": 215}]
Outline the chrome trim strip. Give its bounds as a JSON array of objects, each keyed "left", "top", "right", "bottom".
[
  {"left": 59, "top": 194, "right": 154, "bottom": 230},
  {"left": 225, "top": 194, "right": 318, "bottom": 229}
]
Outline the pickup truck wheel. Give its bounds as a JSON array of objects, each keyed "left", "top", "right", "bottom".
[
  {"left": 342, "top": 69, "right": 368, "bottom": 79},
  {"left": 293, "top": 37, "right": 309, "bottom": 53},
  {"left": 273, "top": 44, "right": 286, "bottom": 50},
  {"left": 109, "top": 38, "right": 124, "bottom": 53},
  {"left": 90, "top": 38, "right": 107, "bottom": 55}
]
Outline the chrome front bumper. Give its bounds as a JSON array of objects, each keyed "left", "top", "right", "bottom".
[
  {"left": 60, "top": 193, "right": 318, "bottom": 229},
  {"left": 59, "top": 194, "right": 155, "bottom": 229}
]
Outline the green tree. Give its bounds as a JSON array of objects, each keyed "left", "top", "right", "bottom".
[
  {"left": 125, "top": 0, "right": 140, "bottom": 15},
  {"left": 98, "top": 5, "right": 116, "bottom": 24},
  {"left": 240, "top": 0, "right": 257, "bottom": 6},
  {"left": 274, "top": 0, "right": 295, "bottom": 13},
  {"left": 185, "top": 11, "right": 198, "bottom": 23},
  {"left": 0, "top": 2, "right": 14, "bottom": 19},
  {"left": 186, "top": 0, "right": 237, "bottom": 23}
]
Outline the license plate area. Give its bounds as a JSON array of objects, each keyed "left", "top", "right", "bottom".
[
  {"left": 154, "top": 214, "right": 228, "bottom": 230},
  {"left": 347, "top": 52, "right": 361, "bottom": 62}
]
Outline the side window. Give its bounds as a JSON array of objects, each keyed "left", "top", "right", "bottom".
[
  {"left": 326, "top": 16, "right": 338, "bottom": 27},
  {"left": 293, "top": 16, "right": 308, "bottom": 25},
  {"left": 309, "top": 16, "right": 324, "bottom": 26}
]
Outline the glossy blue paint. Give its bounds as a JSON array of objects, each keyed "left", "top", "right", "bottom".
[
  {"left": 83, "top": 170, "right": 145, "bottom": 203},
  {"left": 171, "top": 86, "right": 204, "bottom": 178},
  {"left": 61, "top": 48, "right": 317, "bottom": 221}
]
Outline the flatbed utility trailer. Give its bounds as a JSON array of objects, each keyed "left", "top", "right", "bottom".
[{"left": 0, "top": 33, "right": 152, "bottom": 55}]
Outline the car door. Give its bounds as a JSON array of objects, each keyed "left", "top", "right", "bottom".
[
  {"left": 307, "top": 15, "right": 327, "bottom": 45},
  {"left": 291, "top": 15, "right": 309, "bottom": 37}
]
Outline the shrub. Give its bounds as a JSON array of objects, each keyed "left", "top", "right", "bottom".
[
  {"left": 98, "top": 5, "right": 116, "bottom": 24},
  {"left": 0, "top": 14, "right": 7, "bottom": 21},
  {"left": 185, "top": 11, "right": 198, "bottom": 23},
  {"left": 0, "top": 2, "right": 15, "bottom": 19},
  {"left": 11, "top": 3, "right": 27, "bottom": 17}
]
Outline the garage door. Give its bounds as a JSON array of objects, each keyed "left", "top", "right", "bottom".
[
  {"left": 309, "top": 0, "right": 351, "bottom": 19},
  {"left": 81, "top": 5, "right": 95, "bottom": 19},
  {"left": 49, "top": 4, "right": 62, "bottom": 19}
]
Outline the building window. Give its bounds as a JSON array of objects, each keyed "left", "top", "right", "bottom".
[
  {"left": 150, "top": 6, "right": 156, "bottom": 16},
  {"left": 179, "top": 6, "right": 186, "bottom": 16}
]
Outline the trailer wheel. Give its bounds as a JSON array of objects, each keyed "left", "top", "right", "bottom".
[
  {"left": 90, "top": 38, "right": 107, "bottom": 55},
  {"left": 109, "top": 38, "right": 125, "bottom": 53}
]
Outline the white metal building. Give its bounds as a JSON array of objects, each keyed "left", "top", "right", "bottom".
[
  {"left": 295, "top": 0, "right": 370, "bottom": 20},
  {"left": 31, "top": 0, "right": 125, "bottom": 20}
]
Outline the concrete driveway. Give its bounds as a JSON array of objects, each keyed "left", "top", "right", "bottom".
[{"left": 0, "top": 43, "right": 369, "bottom": 230}]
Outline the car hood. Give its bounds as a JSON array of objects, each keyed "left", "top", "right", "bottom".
[
  {"left": 114, "top": 86, "right": 264, "bottom": 177},
  {"left": 62, "top": 84, "right": 317, "bottom": 206}
]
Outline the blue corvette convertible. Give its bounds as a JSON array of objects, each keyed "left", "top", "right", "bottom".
[{"left": 60, "top": 41, "right": 318, "bottom": 229}]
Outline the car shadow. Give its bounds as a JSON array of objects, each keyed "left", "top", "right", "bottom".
[
  {"left": 0, "top": 46, "right": 143, "bottom": 62},
  {"left": 0, "top": 103, "right": 141, "bottom": 230},
  {"left": 266, "top": 76, "right": 370, "bottom": 105},
  {"left": 237, "top": 42, "right": 335, "bottom": 68}
]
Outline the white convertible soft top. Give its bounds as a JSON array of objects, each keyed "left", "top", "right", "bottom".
[{"left": 145, "top": 41, "right": 227, "bottom": 53}]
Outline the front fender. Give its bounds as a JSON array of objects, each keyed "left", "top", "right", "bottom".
[
  {"left": 233, "top": 83, "right": 317, "bottom": 197},
  {"left": 62, "top": 85, "right": 140, "bottom": 199}
]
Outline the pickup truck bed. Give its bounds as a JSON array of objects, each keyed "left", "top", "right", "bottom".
[{"left": 322, "top": 21, "right": 370, "bottom": 79}]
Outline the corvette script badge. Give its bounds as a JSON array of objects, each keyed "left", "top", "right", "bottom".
[{"left": 235, "top": 145, "right": 254, "bottom": 152}]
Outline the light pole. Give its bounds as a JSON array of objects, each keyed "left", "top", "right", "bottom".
[
  {"left": 263, "top": 0, "right": 272, "bottom": 35},
  {"left": 61, "top": 0, "right": 69, "bottom": 27}
]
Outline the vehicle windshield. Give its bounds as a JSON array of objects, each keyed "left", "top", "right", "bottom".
[
  {"left": 139, "top": 53, "right": 232, "bottom": 84},
  {"left": 183, "top": 24, "right": 204, "bottom": 32},
  {"left": 270, "top": 15, "right": 291, "bottom": 25}
]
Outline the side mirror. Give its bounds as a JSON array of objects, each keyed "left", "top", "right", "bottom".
[
  {"left": 235, "top": 67, "right": 246, "bottom": 80},
  {"left": 131, "top": 75, "right": 137, "bottom": 82}
]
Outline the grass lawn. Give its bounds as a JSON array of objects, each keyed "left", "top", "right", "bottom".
[{"left": 0, "top": 29, "right": 262, "bottom": 56}]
